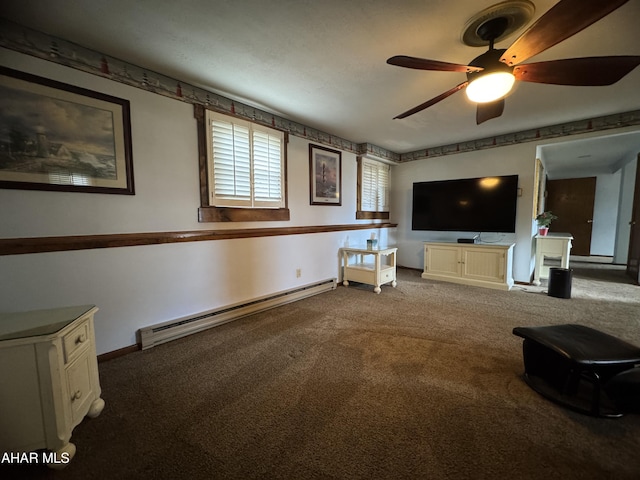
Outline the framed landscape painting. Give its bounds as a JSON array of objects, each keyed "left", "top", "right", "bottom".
[
  {"left": 0, "top": 66, "right": 134, "bottom": 195},
  {"left": 309, "top": 143, "right": 341, "bottom": 205}
]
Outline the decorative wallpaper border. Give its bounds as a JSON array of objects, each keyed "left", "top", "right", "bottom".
[
  {"left": 0, "top": 20, "right": 398, "bottom": 160},
  {"left": 1, "top": 19, "right": 638, "bottom": 165},
  {"left": 402, "top": 110, "right": 640, "bottom": 162}
]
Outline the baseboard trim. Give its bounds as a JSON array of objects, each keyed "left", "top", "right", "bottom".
[
  {"left": 139, "top": 278, "right": 337, "bottom": 349},
  {"left": 396, "top": 265, "right": 422, "bottom": 272},
  {"left": 98, "top": 344, "right": 140, "bottom": 363}
]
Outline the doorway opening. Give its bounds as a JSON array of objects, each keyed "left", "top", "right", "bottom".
[{"left": 536, "top": 131, "right": 640, "bottom": 285}]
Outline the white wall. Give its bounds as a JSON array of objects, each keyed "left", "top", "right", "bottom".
[
  {"left": 390, "top": 143, "right": 537, "bottom": 283},
  {"left": 591, "top": 172, "right": 621, "bottom": 256},
  {"left": 391, "top": 128, "right": 640, "bottom": 280},
  {"left": 615, "top": 156, "right": 638, "bottom": 264},
  {"left": 0, "top": 49, "right": 391, "bottom": 354}
]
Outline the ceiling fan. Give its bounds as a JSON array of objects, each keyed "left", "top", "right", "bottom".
[{"left": 387, "top": 0, "right": 640, "bottom": 124}]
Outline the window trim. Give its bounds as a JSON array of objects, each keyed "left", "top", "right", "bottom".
[
  {"left": 356, "top": 156, "right": 390, "bottom": 220},
  {"left": 195, "top": 105, "right": 289, "bottom": 222}
]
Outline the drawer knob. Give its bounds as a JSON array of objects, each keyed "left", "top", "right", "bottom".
[
  {"left": 71, "top": 390, "right": 82, "bottom": 401},
  {"left": 75, "top": 334, "right": 86, "bottom": 345}
]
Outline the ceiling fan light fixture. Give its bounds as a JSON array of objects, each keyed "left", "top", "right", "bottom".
[
  {"left": 388, "top": 1, "right": 635, "bottom": 122},
  {"left": 466, "top": 71, "right": 515, "bottom": 103}
]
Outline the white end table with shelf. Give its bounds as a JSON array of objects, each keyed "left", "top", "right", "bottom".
[
  {"left": 0, "top": 305, "right": 104, "bottom": 468},
  {"left": 533, "top": 232, "right": 573, "bottom": 285},
  {"left": 340, "top": 246, "right": 398, "bottom": 294}
]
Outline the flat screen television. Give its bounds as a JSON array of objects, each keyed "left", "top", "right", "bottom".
[{"left": 412, "top": 175, "right": 518, "bottom": 233}]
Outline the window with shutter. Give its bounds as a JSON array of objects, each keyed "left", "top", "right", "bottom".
[
  {"left": 205, "top": 111, "right": 285, "bottom": 209},
  {"left": 357, "top": 157, "right": 390, "bottom": 219}
]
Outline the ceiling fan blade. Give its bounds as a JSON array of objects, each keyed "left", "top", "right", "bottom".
[
  {"left": 476, "top": 100, "right": 505, "bottom": 125},
  {"left": 514, "top": 56, "right": 640, "bottom": 86},
  {"left": 387, "top": 55, "right": 482, "bottom": 73},
  {"left": 501, "top": 0, "right": 630, "bottom": 66},
  {"left": 394, "top": 82, "right": 468, "bottom": 119}
]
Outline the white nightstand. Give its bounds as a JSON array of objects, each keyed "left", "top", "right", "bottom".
[
  {"left": 0, "top": 305, "right": 104, "bottom": 468},
  {"left": 341, "top": 246, "right": 398, "bottom": 294}
]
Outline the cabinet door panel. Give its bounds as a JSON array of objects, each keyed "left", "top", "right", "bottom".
[
  {"left": 426, "top": 246, "right": 461, "bottom": 276},
  {"left": 462, "top": 249, "right": 505, "bottom": 283},
  {"left": 66, "top": 354, "right": 94, "bottom": 425}
]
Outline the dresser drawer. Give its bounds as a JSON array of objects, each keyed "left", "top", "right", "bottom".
[
  {"left": 63, "top": 320, "right": 90, "bottom": 364},
  {"left": 380, "top": 268, "right": 395, "bottom": 283}
]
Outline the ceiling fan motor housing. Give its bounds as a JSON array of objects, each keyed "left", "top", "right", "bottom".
[
  {"left": 467, "top": 48, "right": 513, "bottom": 82},
  {"left": 461, "top": 0, "right": 536, "bottom": 47}
]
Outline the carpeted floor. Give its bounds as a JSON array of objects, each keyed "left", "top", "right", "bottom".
[{"left": 4, "top": 264, "right": 640, "bottom": 479}]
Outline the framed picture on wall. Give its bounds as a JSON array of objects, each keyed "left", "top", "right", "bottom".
[
  {"left": 0, "top": 66, "right": 134, "bottom": 195},
  {"left": 309, "top": 143, "right": 341, "bottom": 205}
]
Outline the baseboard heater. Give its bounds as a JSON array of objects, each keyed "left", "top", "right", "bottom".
[{"left": 139, "top": 278, "right": 337, "bottom": 350}]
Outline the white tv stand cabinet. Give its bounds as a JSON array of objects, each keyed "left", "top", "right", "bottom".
[
  {"left": 0, "top": 305, "right": 104, "bottom": 468},
  {"left": 422, "top": 242, "right": 515, "bottom": 290}
]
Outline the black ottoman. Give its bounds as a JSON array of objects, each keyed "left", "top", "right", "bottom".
[
  {"left": 605, "top": 368, "right": 640, "bottom": 413},
  {"left": 513, "top": 324, "right": 640, "bottom": 417}
]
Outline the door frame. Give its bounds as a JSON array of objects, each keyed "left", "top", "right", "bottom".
[{"left": 626, "top": 153, "right": 640, "bottom": 284}]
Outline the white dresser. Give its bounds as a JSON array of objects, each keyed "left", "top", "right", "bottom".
[
  {"left": 422, "top": 242, "right": 515, "bottom": 290},
  {"left": 0, "top": 305, "right": 104, "bottom": 468}
]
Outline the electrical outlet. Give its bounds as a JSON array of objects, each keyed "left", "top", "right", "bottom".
[{"left": 296, "top": 268, "right": 302, "bottom": 278}]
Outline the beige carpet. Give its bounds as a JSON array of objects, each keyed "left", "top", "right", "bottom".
[{"left": 5, "top": 265, "right": 640, "bottom": 479}]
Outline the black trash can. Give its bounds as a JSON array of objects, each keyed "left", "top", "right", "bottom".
[{"left": 548, "top": 267, "right": 572, "bottom": 299}]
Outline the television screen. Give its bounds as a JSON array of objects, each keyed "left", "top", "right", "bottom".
[{"left": 412, "top": 175, "right": 518, "bottom": 233}]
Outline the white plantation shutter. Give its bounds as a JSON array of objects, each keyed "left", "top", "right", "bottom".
[
  {"left": 361, "top": 161, "right": 377, "bottom": 211},
  {"left": 252, "top": 129, "right": 283, "bottom": 206},
  {"left": 377, "top": 163, "right": 389, "bottom": 211},
  {"left": 207, "top": 111, "right": 284, "bottom": 208},
  {"left": 361, "top": 158, "right": 389, "bottom": 212},
  {"left": 211, "top": 119, "right": 251, "bottom": 205}
]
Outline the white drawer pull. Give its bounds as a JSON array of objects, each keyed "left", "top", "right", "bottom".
[
  {"left": 75, "top": 334, "right": 86, "bottom": 345},
  {"left": 71, "top": 390, "right": 82, "bottom": 401}
]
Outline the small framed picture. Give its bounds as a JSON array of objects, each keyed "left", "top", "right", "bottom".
[
  {"left": 0, "top": 66, "right": 134, "bottom": 195},
  {"left": 309, "top": 143, "right": 341, "bottom": 205}
]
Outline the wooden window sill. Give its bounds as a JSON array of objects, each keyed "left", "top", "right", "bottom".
[
  {"left": 356, "top": 211, "right": 390, "bottom": 220},
  {"left": 198, "top": 207, "right": 290, "bottom": 222}
]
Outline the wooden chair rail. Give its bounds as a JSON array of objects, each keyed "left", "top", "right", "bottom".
[{"left": 0, "top": 223, "right": 397, "bottom": 256}]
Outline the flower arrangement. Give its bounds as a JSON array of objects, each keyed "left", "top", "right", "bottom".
[{"left": 536, "top": 211, "right": 558, "bottom": 227}]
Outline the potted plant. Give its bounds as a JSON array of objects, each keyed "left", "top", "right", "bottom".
[{"left": 536, "top": 211, "right": 558, "bottom": 236}]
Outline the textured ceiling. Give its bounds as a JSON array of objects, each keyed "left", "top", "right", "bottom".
[{"left": 1, "top": 0, "right": 639, "bottom": 173}]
